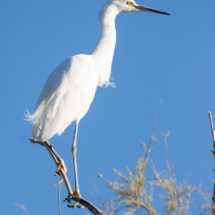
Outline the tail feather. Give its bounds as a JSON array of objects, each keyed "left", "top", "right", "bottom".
[{"left": 24, "top": 109, "right": 36, "bottom": 123}]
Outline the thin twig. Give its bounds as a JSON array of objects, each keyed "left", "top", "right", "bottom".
[
  {"left": 15, "top": 203, "right": 30, "bottom": 215},
  {"left": 58, "top": 183, "right": 62, "bottom": 215},
  {"left": 30, "top": 139, "right": 105, "bottom": 215},
  {"left": 144, "top": 99, "right": 163, "bottom": 161},
  {"left": 208, "top": 111, "right": 215, "bottom": 215},
  {"left": 92, "top": 181, "right": 110, "bottom": 215},
  {"left": 98, "top": 174, "right": 112, "bottom": 187},
  {"left": 163, "top": 134, "right": 182, "bottom": 215}
]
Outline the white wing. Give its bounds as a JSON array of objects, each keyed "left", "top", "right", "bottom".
[{"left": 27, "top": 54, "right": 99, "bottom": 141}]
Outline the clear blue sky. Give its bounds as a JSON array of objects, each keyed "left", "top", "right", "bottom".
[{"left": 0, "top": 0, "right": 215, "bottom": 214}]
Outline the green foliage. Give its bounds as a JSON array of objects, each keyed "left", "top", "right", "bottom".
[{"left": 99, "top": 136, "right": 212, "bottom": 215}]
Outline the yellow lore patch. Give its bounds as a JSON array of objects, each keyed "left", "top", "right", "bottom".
[{"left": 126, "top": 1, "right": 137, "bottom": 7}]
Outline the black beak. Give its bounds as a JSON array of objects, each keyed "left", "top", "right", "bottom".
[{"left": 134, "top": 5, "right": 170, "bottom": 15}]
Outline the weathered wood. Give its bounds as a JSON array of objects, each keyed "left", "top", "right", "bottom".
[{"left": 208, "top": 112, "right": 215, "bottom": 215}]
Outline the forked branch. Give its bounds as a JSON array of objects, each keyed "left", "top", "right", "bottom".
[{"left": 30, "top": 139, "right": 105, "bottom": 215}]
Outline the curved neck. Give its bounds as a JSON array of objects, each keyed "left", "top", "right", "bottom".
[{"left": 91, "top": 4, "right": 119, "bottom": 87}]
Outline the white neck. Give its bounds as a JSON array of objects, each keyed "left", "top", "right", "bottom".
[{"left": 91, "top": 4, "right": 119, "bottom": 87}]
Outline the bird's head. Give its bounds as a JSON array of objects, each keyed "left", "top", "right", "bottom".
[{"left": 106, "top": 0, "right": 170, "bottom": 15}]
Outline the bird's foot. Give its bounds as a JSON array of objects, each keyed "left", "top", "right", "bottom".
[
  {"left": 30, "top": 138, "right": 66, "bottom": 185},
  {"left": 54, "top": 158, "right": 67, "bottom": 185},
  {"left": 66, "top": 190, "right": 84, "bottom": 209}
]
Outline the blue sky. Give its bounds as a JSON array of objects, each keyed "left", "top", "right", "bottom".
[{"left": 0, "top": 0, "right": 215, "bottom": 214}]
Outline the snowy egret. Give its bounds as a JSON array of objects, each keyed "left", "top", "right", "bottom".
[{"left": 26, "top": 0, "right": 169, "bottom": 207}]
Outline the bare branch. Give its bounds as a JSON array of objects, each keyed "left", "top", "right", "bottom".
[
  {"left": 64, "top": 195, "right": 105, "bottom": 215},
  {"left": 30, "top": 139, "right": 105, "bottom": 215},
  {"left": 15, "top": 203, "right": 30, "bottom": 215},
  {"left": 208, "top": 112, "right": 215, "bottom": 150},
  {"left": 144, "top": 99, "right": 162, "bottom": 161},
  {"left": 58, "top": 183, "right": 62, "bottom": 215},
  {"left": 92, "top": 181, "right": 110, "bottom": 215},
  {"left": 208, "top": 112, "right": 215, "bottom": 215}
]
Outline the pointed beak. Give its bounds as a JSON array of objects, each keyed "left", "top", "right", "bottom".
[{"left": 134, "top": 5, "right": 170, "bottom": 15}]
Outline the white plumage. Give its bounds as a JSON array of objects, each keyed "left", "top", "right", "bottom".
[
  {"left": 26, "top": 0, "right": 169, "bottom": 202},
  {"left": 27, "top": 55, "right": 98, "bottom": 141}
]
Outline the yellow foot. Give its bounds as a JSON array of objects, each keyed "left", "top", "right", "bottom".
[
  {"left": 54, "top": 158, "right": 67, "bottom": 185},
  {"left": 68, "top": 202, "right": 84, "bottom": 208},
  {"left": 67, "top": 190, "right": 84, "bottom": 209}
]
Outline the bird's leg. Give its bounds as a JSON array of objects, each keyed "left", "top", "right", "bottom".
[
  {"left": 69, "top": 122, "right": 84, "bottom": 209},
  {"left": 30, "top": 139, "right": 67, "bottom": 185},
  {"left": 72, "top": 123, "right": 81, "bottom": 196}
]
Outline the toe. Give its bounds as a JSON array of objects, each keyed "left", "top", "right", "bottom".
[
  {"left": 66, "top": 191, "right": 84, "bottom": 209},
  {"left": 68, "top": 201, "right": 79, "bottom": 208},
  {"left": 55, "top": 177, "right": 63, "bottom": 185},
  {"left": 67, "top": 201, "right": 84, "bottom": 209}
]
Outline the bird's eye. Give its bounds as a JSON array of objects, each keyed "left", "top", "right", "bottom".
[{"left": 126, "top": 1, "right": 134, "bottom": 7}]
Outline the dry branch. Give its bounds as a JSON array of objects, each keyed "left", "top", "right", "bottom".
[
  {"left": 93, "top": 182, "right": 110, "bottom": 215},
  {"left": 30, "top": 139, "right": 105, "bottom": 215},
  {"left": 208, "top": 112, "right": 215, "bottom": 215},
  {"left": 58, "top": 183, "right": 62, "bottom": 215}
]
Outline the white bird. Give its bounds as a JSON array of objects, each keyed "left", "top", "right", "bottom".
[{"left": 26, "top": 0, "right": 169, "bottom": 208}]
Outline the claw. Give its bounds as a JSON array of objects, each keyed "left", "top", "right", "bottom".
[
  {"left": 66, "top": 190, "right": 84, "bottom": 209},
  {"left": 54, "top": 158, "right": 67, "bottom": 185},
  {"left": 67, "top": 202, "right": 84, "bottom": 209},
  {"left": 63, "top": 195, "right": 72, "bottom": 203},
  {"left": 54, "top": 172, "right": 61, "bottom": 176},
  {"left": 55, "top": 177, "right": 63, "bottom": 186},
  {"left": 68, "top": 202, "right": 79, "bottom": 208},
  {"left": 30, "top": 139, "right": 66, "bottom": 186}
]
